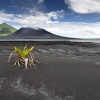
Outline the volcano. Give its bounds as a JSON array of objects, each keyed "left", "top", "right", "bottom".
[{"left": 5, "top": 27, "right": 69, "bottom": 39}]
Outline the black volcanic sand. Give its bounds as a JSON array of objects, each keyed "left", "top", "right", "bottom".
[{"left": 0, "top": 41, "right": 100, "bottom": 100}]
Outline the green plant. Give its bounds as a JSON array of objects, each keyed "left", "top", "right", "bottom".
[{"left": 8, "top": 45, "right": 39, "bottom": 69}]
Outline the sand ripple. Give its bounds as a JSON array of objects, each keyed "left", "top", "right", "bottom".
[{"left": 0, "top": 77, "right": 74, "bottom": 100}]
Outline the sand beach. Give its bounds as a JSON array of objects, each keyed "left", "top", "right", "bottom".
[{"left": 0, "top": 41, "right": 100, "bottom": 100}]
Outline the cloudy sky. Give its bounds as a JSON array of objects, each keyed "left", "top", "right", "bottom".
[{"left": 0, "top": 0, "right": 100, "bottom": 38}]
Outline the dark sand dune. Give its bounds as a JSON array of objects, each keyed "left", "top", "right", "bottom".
[{"left": 0, "top": 41, "right": 100, "bottom": 100}]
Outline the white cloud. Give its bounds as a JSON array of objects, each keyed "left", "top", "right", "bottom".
[
  {"left": 38, "top": 0, "right": 44, "bottom": 4},
  {"left": 42, "top": 22, "right": 100, "bottom": 38},
  {"left": 0, "top": 10, "right": 100, "bottom": 38},
  {"left": 0, "top": 9, "right": 65, "bottom": 24},
  {"left": 0, "top": 10, "right": 15, "bottom": 22},
  {"left": 65, "top": 0, "right": 100, "bottom": 14},
  {"left": 47, "top": 10, "right": 65, "bottom": 19}
]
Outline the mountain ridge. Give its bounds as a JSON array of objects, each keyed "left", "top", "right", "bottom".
[
  {"left": 6, "top": 27, "right": 71, "bottom": 39},
  {"left": 0, "top": 23, "right": 17, "bottom": 36},
  {"left": 0, "top": 23, "right": 75, "bottom": 39}
]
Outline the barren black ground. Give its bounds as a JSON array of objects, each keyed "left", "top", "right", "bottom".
[{"left": 0, "top": 41, "right": 100, "bottom": 100}]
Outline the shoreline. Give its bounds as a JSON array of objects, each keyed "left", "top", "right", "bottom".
[{"left": 0, "top": 40, "right": 98, "bottom": 46}]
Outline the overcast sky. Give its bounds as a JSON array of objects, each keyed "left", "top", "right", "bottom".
[{"left": 0, "top": 0, "right": 100, "bottom": 38}]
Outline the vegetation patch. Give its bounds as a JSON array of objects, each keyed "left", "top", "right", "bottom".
[
  {"left": 8, "top": 45, "right": 39, "bottom": 69},
  {"left": 0, "top": 23, "right": 17, "bottom": 36}
]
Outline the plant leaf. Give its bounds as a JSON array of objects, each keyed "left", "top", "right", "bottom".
[
  {"left": 14, "top": 46, "right": 18, "bottom": 51},
  {"left": 14, "top": 45, "right": 34, "bottom": 58},
  {"left": 24, "top": 44, "right": 27, "bottom": 51},
  {"left": 28, "top": 46, "right": 34, "bottom": 53}
]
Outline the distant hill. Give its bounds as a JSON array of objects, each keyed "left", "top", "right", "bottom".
[
  {"left": 0, "top": 23, "right": 17, "bottom": 36},
  {"left": 6, "top": 27, "right": 70, "bottom": 39}
]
